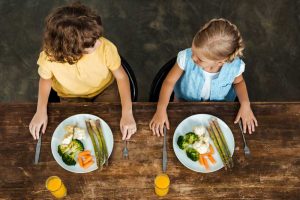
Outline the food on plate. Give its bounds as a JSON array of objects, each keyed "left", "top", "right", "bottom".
[
  {"left": 77, "top": 150, "right": 94, "bottom": 169},
  {"left": 177, "top": 125, "right": 217, "bottom": 171},
  {"left": 177, "top": 132, "right": 199, "bottom": 150},
  {"left": 184, "top": 132, "right": 199, "bottom": 144},
  {"left": 193, "top": 140, "right": 209, "bottom": 154},
  {"left": 57, "top": 124, "right": 87, "bottom": 166},
  {"left": 61, "top": 132, "right": 73, "bottom": 145},
  {"left": 186, "top": 147, "right": 199, "bottom": 161},
  {"left": 73, "top": 127, "right": 86, "bottom": 140},
  {"left": 64, "top": 125, "right": 74, "bottom": 134},
  {"left": 207, "top": 119, "right": 233, "bottom": 170},
  {"left": 85, "top": 119, "right": 109, "bottom": 171},
  {"left": 58, "top": 139, "right": 84, "bottom": 165}
]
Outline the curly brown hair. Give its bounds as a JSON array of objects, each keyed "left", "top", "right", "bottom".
[{"left": 43, "top": 3, "right": 103, "bottom": 64}]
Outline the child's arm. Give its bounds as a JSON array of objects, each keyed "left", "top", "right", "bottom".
[
  {"left": 29, "top": 78, "right": 52, "bottom": 140},
  {"left": 112, "top": 66, "right": 137, "bottom": 140},
  {"left": 150, "top": 63, "right": 183, "bottom": 136},
  {"left": 233, "top": 75, "right": 258, "bottom": 134}
]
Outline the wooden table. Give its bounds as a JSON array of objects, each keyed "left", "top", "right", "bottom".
[{"left": 0, "top": 102, "right": 299, "bottom": 199}]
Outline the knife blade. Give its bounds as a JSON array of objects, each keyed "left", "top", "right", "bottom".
[
  {"left": 162, "top": 126, "right": 167, "bottom": 173},
  {"left": 34, "top": 132, "right": 42, "bottom": 164}
]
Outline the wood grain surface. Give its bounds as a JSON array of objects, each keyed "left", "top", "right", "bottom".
[{"left": 0, "top": 102, "right": 299, "bottom": 199}]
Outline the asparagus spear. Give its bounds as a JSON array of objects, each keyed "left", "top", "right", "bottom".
[
  {"left": 95, "top": 119, "right": 109, "bottom": 166},
  {"left": 210, "top": 121, "right": 231, "bottom": 169},
  {"left": 212, "top": 120, "right": 234, "bottom": 168},
  {"left": 207, "top": 126, "right": 228, "bottom": 170},
  {"left": 85, "top": 120, "right": 103, "bottom": 170},
  {"left": 90, "top": 120, "right": 106, "bottom": 166}
]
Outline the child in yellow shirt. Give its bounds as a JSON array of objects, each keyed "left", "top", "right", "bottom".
[{"left": 29, "top": 3, "right": 136, "bottom": 140}]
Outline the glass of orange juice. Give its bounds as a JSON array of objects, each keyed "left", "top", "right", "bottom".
[
  {"left": 45, "top": 176, "right": 67, "bottom": 198},
  {"left": 154, "top": 173, "right": 170, "bottom": 197}
]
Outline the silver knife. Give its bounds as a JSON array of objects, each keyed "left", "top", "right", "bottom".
[
  {"left": 162, "top": 126, "right": 167, "bottom": 173},
  {"left": 34, "top": 132, "right": 42, "bottom": 164}
]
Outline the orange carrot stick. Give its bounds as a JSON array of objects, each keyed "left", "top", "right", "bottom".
[
  {"left": 78, "top": 156, "right": 84, "bottom": 167},
  {"left": 78, "top": 150, "right": 91, "bottom": 157},
  {"left": 83, "top": 160, "right": 94, "bottom": 169},
  {"left": 209, "top": 145, "right": 215, "bottom": 154},
  {"left": 208, "top": 154, "right": 216, "bottom": 164},
  {"left": 199, "top": 155, "right": 204, "bottom": 166},
  {"left": 83, "top": 156, "right": 93, "bottom": 165},
  {"left": 203, "top": 157, "right": 210, "bottom": 170}
]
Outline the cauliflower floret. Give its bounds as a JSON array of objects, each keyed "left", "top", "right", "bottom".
[
  {"left": 73, "top": 127, "right": 86, "bottom": 140},
  {"left": 193, "top": 141, "right": 209, "bottom": 154},
  {"left": 62, "top": 132, "right": 73, "bottom": 145},
  {"left": 193, "top": 126, "right": 206, "bottom": 137},
  {"left": 64, "top": 125, "right": 74, "bottom": 134}
]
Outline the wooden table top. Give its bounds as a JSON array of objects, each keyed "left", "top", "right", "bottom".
[{"left": 0, "top": 102, "right": 299, "bottom": 199}]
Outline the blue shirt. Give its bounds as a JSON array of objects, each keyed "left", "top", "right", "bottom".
[{"left": 174, "top": 48, "right": 245, "bottom": 101}]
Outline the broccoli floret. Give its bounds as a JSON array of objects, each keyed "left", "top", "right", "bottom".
[
  {"left": 177, "top": 135, "right": 189, "bottom": 150},
  {"left": 184, "top": 132, "right": 199, "bottom": 144},
  {"left": 186, "top": 147, "right": 199, "bottom": 161},
  {"left": 58, "top": 144, "right": 69, "bottom": 156},
  {"left": 69, "top": 139, "right": 84, "bottom": 152},
  {"left": 58, "top": 139, "right": 84, "bottom": 166},
  {"left": 62, "top": 152, "right": 76, "bottom": 166}
]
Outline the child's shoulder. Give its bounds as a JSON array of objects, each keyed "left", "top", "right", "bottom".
[
  {"left": 177, "top": 48, "right": 192, "bottom": 57},
  {"left": 226, "top": 57, "right": 245, "bottom": 70},
  {"left": 99, "top": 37, "right": 118, "bottom": 51},
  {"left": 37, "top": 51, "right": 53, "bottom": 66}
]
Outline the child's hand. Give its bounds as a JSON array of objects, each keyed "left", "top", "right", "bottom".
[
  {"left": 120, "top": 113, "right": 137, "bottom": 140},
  {"left": 149, "top": 110, "right": 170, "bottom": 137},
  {"left": 29, "top": 111, "right": 48, "bottom": 140},
  {"left": 234, "top": 103, "right": 258, "bottom": 134}
]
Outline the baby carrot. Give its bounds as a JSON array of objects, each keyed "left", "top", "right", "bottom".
[
  {"left": 203, "top": 157, "right": 210, "bottom": 170},
  {"left": 78, "top": 157, "right": 84, "bottom": 167},
  {"left": 78, "top": 150, "right": 91, "bottom": 157},
  {"left": 208, "top": 154, "right": 216, "bottom": 164},
  {"left": 199, "top": 155, "right": 204, "bottom": 166},
  {"left": 83, "top": 160, "right": 94, "bottom": 169},
  {"left": 83, "top": 156, "right": 93, "bottom": 165}
]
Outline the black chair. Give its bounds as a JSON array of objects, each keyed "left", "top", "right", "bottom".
[
  {"left": 48, "top": 56, "right": 138, "bottom": 102},
  {"left": 149, "top": 56, "right": 177, "bottom": 102}
]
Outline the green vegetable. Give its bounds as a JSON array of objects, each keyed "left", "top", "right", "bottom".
[
  {"left": 61, "top": 152, "right": 77, "bottom": 166},
  {"left": 177, "top": 135, "right": 189, "bottom": 150},
  {"left": 95, "top": 119, "right": 109, "bottom": 166},
  {"left": 207, "top": 125, "right": 229, "bottom": 170},
  {"left": 57, "top": 139, "right": 84, "bottom": 166},
  {"left": 184, "top": 132, "right": 199, "bottom": 144},
  {"left": 86, "top": 120, "right": 103, "bottom": 170},
  {"left": 212, "top": 120, "right": 234, "bottom": 168},
  {"left": 186, "top": 147, "right": 199, "bottom": 161}
]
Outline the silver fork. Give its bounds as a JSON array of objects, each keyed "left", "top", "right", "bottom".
[
  {"left": 238, "top": 120, "right": 251, "bottom": 157},
  {"left": 122, "top": 140, "right": 129, "bottom": 159}
]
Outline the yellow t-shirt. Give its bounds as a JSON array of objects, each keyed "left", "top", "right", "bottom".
[{"left": 37, "top": 37, "right": 121, "bottom": 98}]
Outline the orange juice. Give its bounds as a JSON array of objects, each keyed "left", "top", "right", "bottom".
[
  {"left": 154, "top": 174, "right": 170, "bottom": 196},
  {"left": 46, "top": 176, "right": 67, "bottom": 198}
]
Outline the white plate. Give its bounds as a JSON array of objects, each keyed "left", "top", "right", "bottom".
[
  {"left": 173, "top": 114, "right": 234, "bottom": 173},
  {"left": 51, "top": 114, "right": 113, "bottom": 173}
]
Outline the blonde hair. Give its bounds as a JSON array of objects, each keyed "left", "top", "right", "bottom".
[{"left": 193, "top": 18, "right": 244, "bottom": 62}]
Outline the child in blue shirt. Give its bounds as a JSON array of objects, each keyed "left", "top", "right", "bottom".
[{"left": 150, "top": 18, "right": 258, "bottom": 135}]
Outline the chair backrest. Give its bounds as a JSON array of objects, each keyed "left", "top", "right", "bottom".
[
  {"left": 121, "top": 56, "right": 138, "bottom": 102},
  {"left": 149, "top": 56, "right": 177, "bottom": 102},
  {"left": 48, "top": 56, "right": 138, "bottom": 102}
]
